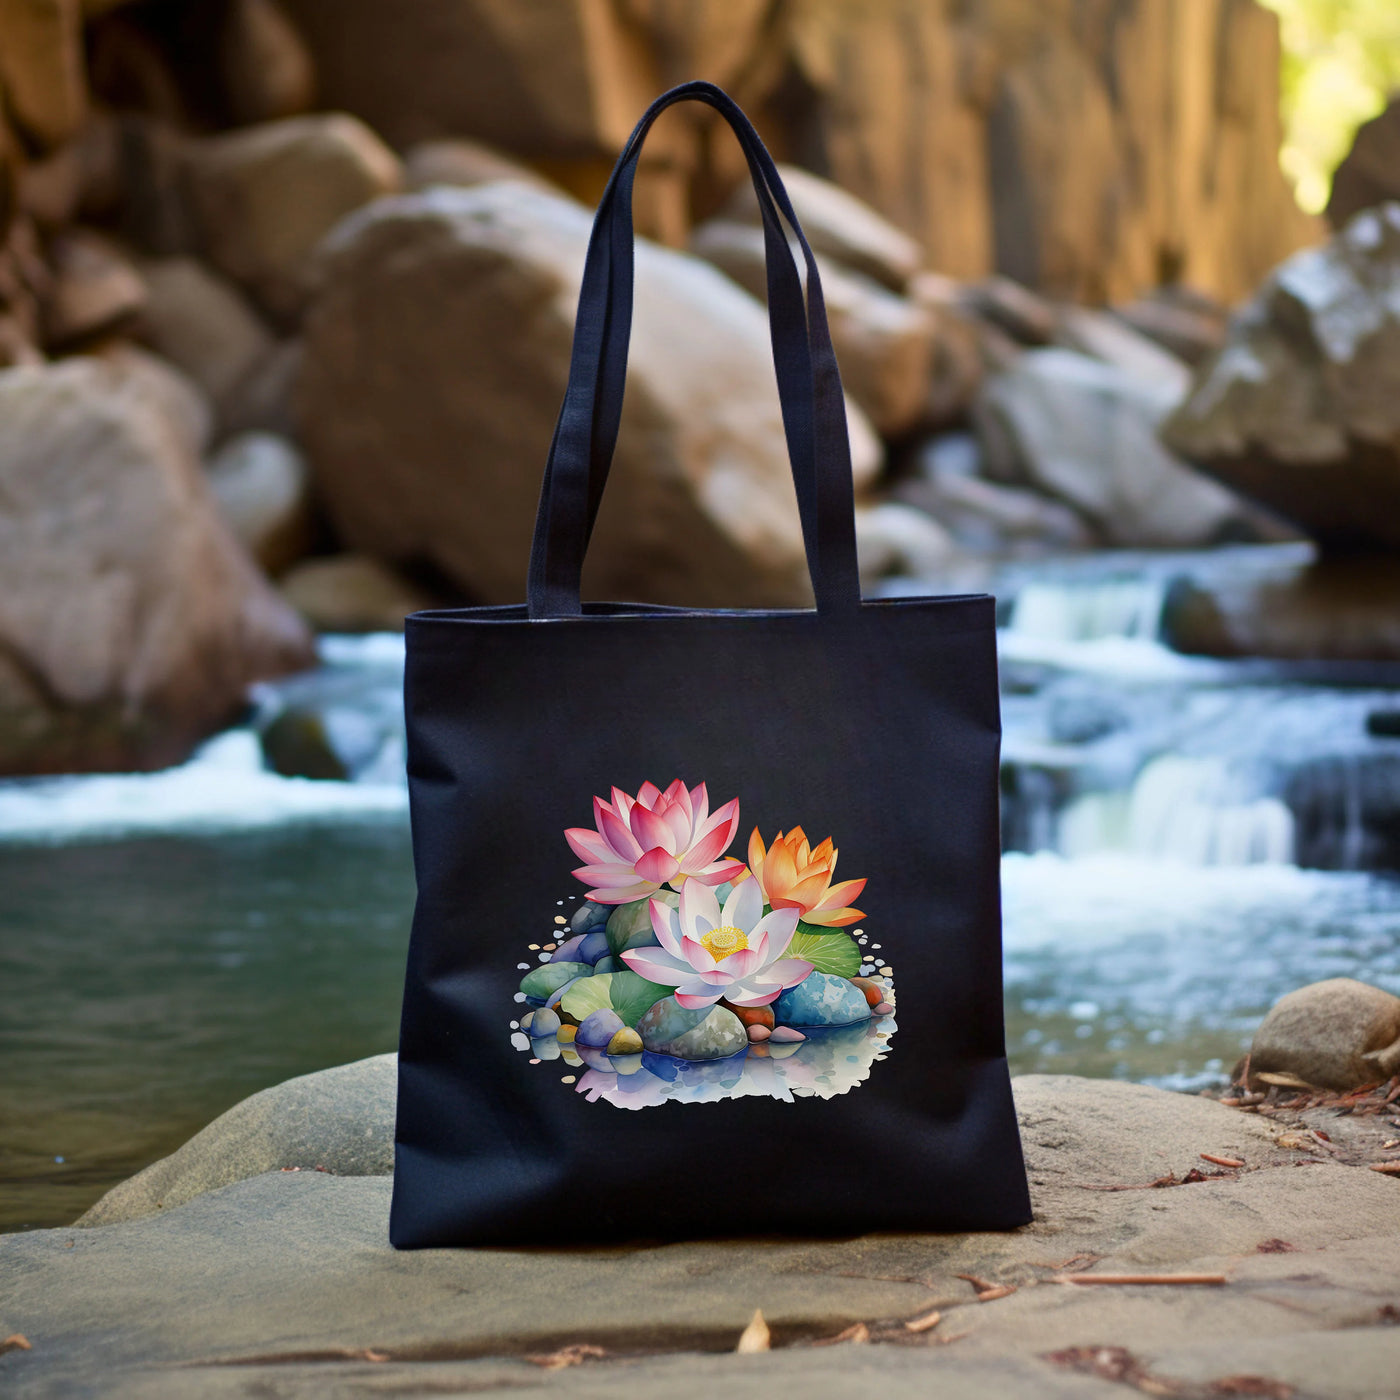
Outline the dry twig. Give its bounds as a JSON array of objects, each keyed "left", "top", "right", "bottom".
[
  {"left": 1053, "top": 1272, "right": 1227, "bottom": 1286},
  {"left": 1200, "top": 1153, "right": 1244, "bottom": 1169}
]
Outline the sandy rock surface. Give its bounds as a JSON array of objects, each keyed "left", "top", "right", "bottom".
[{"left": 4, "top": 1064, "right": 1395, "bottom": 1399}]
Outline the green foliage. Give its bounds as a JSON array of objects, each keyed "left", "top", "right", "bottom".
[
  {"left": 607, "top": 970, "right": 673, "bottom": 1026},
  {"left": 519, "top": 961, "right": 590, "bottom": 1001},
  {"left": 605, "top": 892, "right": 676, "bottom": 955},
  {"left": 1260, "top": 0, "right": 1400, "bottom": 211},
  {"left": 785, "top": 924, "right": 863, "bottom": 978},
  {"left": 559, "top": 970, "right": 670, "bottom": 1027}
]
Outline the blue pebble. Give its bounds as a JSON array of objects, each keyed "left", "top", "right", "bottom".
[
  {"left": 570, "top": 902, "right": 605, "bottom": 934},
  {"left": 551, "top": 934, "right": 587, "bottom": 963},
  {"left": 578, "top": 930, "right": 611, "bottom": 964},
  {"left": 529, "top": 1007, "right": 561, "bottom": 1038},
  {"left": 774, "top": 971, "right": 871, "bottom": 1028},
  {"left": 577, "top": 1007, "right": 625, "bottom": 1047}
]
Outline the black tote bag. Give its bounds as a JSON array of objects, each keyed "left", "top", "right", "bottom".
[{"left": 390, "top": 81, "right": 1030, "bottom": 1248}]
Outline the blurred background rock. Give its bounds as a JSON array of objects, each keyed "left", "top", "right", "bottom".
[
  {"left": 3, "top": 0, "right": 1391, "bottom": 773},
  {"left": 3, "top": 0, "right": 1400, "bottom": 1235}
]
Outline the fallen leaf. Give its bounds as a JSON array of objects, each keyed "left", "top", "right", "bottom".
[
  {"left": 1208, "top": 1376, "right": 1293, "bottom": 1398},
  {"left": 1078, "top": 1172, "right": 1179, "bottom": 1191},
  {"left": 525, "top": 1343, "right": 607, "bottom": 1370},
  {"left": 956, "top": 1272, "right": 1017, "bottom": 1301},
  {"left": 811, "top": 1322, "right": 869, "bottom": 1346},
  {"left": 1, "top": 1335, "right": 32, "bottom": 1355},
  {"left": 1368, "top": 1162, "right": 1400, "bottom": 1175},
  {"left": 903, "top": 1307, "right": 942, "bottom": 1333},
  {"left": 735, "top": 1308, "right": 770, "bottom": 1354},
  {"left": 1044, "top": 1345, "right": 1177, "bottom": 1394},
  {"left": 1200, "top": 1152, "right": 1245, "bottom": 1169},
  {"left": 1255, "top": 1072, "right": 1313, "bottom": 1090},
  {"left": 1032, "top": 1252, "right": 1102, "bottom": 1272},
  {"left": 1255, "top": 1239, "right": 1297, "bottom": 1254}
]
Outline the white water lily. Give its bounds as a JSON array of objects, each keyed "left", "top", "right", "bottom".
[{"left": 621, "top": 877, "right": 813, "bottom": 1009}]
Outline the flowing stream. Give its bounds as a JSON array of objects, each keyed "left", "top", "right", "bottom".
[{"left": 3, "top": 554, "right": 1400, "bottom": 1230}]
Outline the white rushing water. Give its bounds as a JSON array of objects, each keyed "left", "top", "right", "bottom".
[
  {"left": 1, "top": 589, "right": 1396, "bottom": 1096},
  {"left": 0, "top": 635, "right": 408, "bottom": 843},
  {"left": 998, "top": 572, "right": 1400, "bottom": 870},
  {"left": 0, "top": 730, "right": 408, "bottom": 842}
]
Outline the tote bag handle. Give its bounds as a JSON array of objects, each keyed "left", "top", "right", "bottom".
[{"left": 526, "top": 80, "right": 862, "bottom": 619}]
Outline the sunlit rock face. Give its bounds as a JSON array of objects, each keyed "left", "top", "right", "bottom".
[
  {"left": 0, "top": 354, "right": 313, "bottom": 776},
  {"left": 298, "top": 182, "right": 880, "bottom": 610},
  {"left": 1162, "top": 203, "right": 1400, "bottom": 554}
]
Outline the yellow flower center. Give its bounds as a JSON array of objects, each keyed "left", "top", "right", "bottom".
[{"left": 699, "top": 925, "right": 748, "bottom": 961}]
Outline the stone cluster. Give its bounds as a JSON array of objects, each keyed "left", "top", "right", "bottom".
[{"left": 2, "top": 0, "right": 1394, "bottom": 774}]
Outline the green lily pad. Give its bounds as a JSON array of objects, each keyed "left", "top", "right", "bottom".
[
  {"left": 519, "top": 960, "right": 591, "bottom": 1001},
  {"left": 560, "top": 969, "right": 671, "bottom": 1027},
  {"left": 784, "top": 924, "right": 862, "bottom": 978}
]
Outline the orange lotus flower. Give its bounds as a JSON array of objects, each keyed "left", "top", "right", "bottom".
[{"left": 743, "top": 827, "right": 866, "bottom": 927}]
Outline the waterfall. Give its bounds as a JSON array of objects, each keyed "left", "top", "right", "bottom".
[
  {"left": 1058, "top": 756, "right": 1295, "bottom": 865},
  {"left": 1007, "top": 578, "right": 1167, "bottom": 642}
]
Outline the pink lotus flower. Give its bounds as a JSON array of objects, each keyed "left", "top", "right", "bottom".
[
  {"left": 565, "top": 784, "right": 750, "bottom": 901},
  {"left": 621, "top": 877, "right": 813, "bottom": 1009},
  {"left": 566, "top": 780, "right": 745, "bottom": 904}
]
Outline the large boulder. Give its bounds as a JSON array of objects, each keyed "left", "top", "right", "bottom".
[
  {"left": 1112, "top": 286, "right": 1228, "bottom": 368},
  {"left": 977, "top": 348, "right": 1246, "bottom": 548},
  {"left": 1285, "top": 754, "right": 1400, "bottom": 873},
  {"left": 136, "top": 256, "right": 277, "bottom": 423},
  {"left": 278, "top": 0, "right": 757, "bottom": 154},
  {"left": 279, "top": 554, "right": 432, "bottom": 634},
  {"left": 1328, "top": 97, "right": 1400, "bottom": 229},
  {"left": 1162, "top": 554, "right": 1400, "bottom": 663},
  {"left": 691, "top": 218, "right": 934, "bottom": 435},
  {"left": 1052, "top": 305, "right": 1193, "bottom": 396},
  {"left": 282, "top": 0, "right": 1310, "bottom": 306},
  {"left": 0, "top": 0, "right": 87, "bottom": 152},
  {"left": 1161, "top": 204, "right": 1400, "bottom": 554},
  {"left": 853, "top": 502, "right": 956, "bottom": 585},
  {"left": 403, "top": 137, "right": 558, "bottom": 195},
  {"left": 205, "top": 430, "right": 314, "bottom": 575},
  {"left": 218, "top": 0, "right": 318, "bottom": 126},
  {"left": 765, "top": 0, "right": 1315, "bottom": 302},
  {"left": 184, "top": 112, "right": 403, "bottom": 320},
  {"left": 0, "top": 355, "right": 313, "bottom": 774},
  {"left": 719, "top": 162, "right": 922, "bottom": 292},
  {"left": 1246, "top": 979, "right": 1400, "bottom": 1092},
  {"left": 78, "top": 1053, "right": 397, "bottom": 1227},
  {"left": 39, "top": 228, "right": 146, "bottom": 349},
  {"left": 896, "top": 432, "right": 1092, "bottom": 555},
  {"left": 299, "top": 183, "right": 880, "bottom": 609}
]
